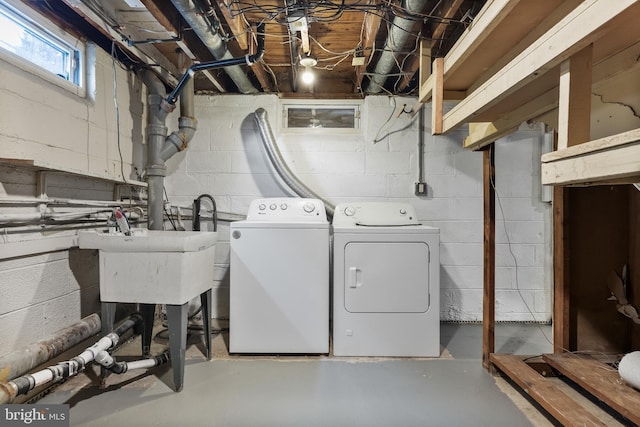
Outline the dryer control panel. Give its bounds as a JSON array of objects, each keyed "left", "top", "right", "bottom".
[
  {"left": 246, "top": 198, "right": 328, "bottom": 222},
  {"left": 333, "top": 202, "right": 421, "bottom": 227}
]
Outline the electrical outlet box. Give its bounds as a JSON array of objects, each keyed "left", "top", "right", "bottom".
[
  {"left": 352, "top": 57, "right": 366, "bottom": 66},
  {"left": 415, "top": 182, "right": 427, "bottom": 196}
]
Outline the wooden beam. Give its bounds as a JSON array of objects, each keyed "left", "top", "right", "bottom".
[
  {"left": 418, "top": 73, "right": 434, "bottom": 104},
  {"left": 354, "top": 4, "right": 383, "bottom": 93},
  {"left": 443, "top": 0, "right": 522, "bottom": 78},
  {"left": 491, "top": 354, "right": 608, "bottom": 426},
  {"left": 483, "top": 145, "right": 496, "bottom": 371},
  {"left": 431, "top": 58, "right": 444, "bottom": 135},
  {"left": 553, "top": 184, "right": 570, "bottom": 353},
  {"left": 464, "top": 87, "right": 559, "bottom": 150},
  {"left": 542, "top": 128, "right": 640, "bottom": 185},
  {"left": 419, "top": 40, "right": 432, "bottom": 94},
  {"left": 216, "top": 0, "right": 248, "bottom": 50},
  {"left": 139, "top": 0, "right": 225, "bottom": 91},
  {"left": 60, "top": 0, "right": 179, "bottom": 86},
  {"left": 396, "top": 0, "right": 464, "bottom": 92},
  {"left": 557, "top": 45, "right": 593, "bottom": 149},
  {"left": 442, "top": 0, "right": 637, "bottom": 134}
]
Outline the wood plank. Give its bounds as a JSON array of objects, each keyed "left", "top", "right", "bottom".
[
  {"left": 431, "top": 58, "right": 444, "bottom": 135},
  {"left": 418, "top": 73, "right": 434, "bottom": 104},
  {"left": 354, "top": 3, "right": 382, "bottom": 93},
  {"left": 464, "top": 88, "right": 558, "bottom": 150},
  {"left": 553, "top": 184, "right": 570, "bottom": 353},
  {"left": 542, "top": 141, "right": 640, "bottom": 185},
  {"left": 442, "top": 0, "right": 637, "bottom": 134},
  {"left": 443, "top": 0, "right": 522, "bottom": 80},
  {"left": 465, "top": 0, "right": 583, "bottom": 95},
  {"left": 216, "top": 0, "right": 248, "bottom": 50},
  {"left": 491, "top": 354, "right": 608, "bottom": 426},
  {"left": 542, "top": 128, "right": 640, "bottom": 162},
  {"left": 396, "top": 0, "right": 463, "bottom": 91},
  {"left": 483, "top": 146, "right": 495, "bottom": 370},
  {"left": 541, "top": 129, "right": 640, "bottom": 185},
  {"left": 60, "top": 0, "right": 178, "bottom": 86},
  {"left": 544, "top": 353, "right": 640, "bottom": 425},
  {"left": 557, "top": 45, "right": 593, "bottom": 150}
]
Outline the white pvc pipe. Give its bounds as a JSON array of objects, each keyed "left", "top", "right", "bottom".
[{"left": 126, "top": 359, "right": 158, "bottom": 370}]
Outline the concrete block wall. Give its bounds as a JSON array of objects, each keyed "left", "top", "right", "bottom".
[
  {"left": 0, "top": 165, "right": 113, "bottom": 358},
  {"left": 165, "top": 94, "right": 551, "bottom": 322},
  {"left": 0, "top": 40, "right": 142, "bottom": 357},
  {"left": 0, "top": 45, "right": 144, "bottom": 181}
]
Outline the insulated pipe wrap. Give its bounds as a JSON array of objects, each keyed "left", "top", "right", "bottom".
[{"left": 253, "top": 108, "right": 335, "bottom": 217}]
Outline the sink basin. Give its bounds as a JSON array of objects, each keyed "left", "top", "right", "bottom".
[{"left": 78, "top": 229, "right": 217, "bottom": 305}]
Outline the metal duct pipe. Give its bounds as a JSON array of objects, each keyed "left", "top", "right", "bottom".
[
  {"left": 254, "top": 108, "right": 335, "bottom": 218},
  {"left": 0, "top": 314, "right": 101, "bottom": 383},
  {"left": 366, "top": 0, "right": 429, "bottom": 93},
  {"left": 169, "top": 0, "right": 259, "bottom": 94}
]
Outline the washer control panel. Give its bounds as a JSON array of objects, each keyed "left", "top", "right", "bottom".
[
  {"left": 333, "top": 202, "right": 421, "bottom": 227},
  {"left": 246, "top": 198, "right": 327, "bottom": 222}
]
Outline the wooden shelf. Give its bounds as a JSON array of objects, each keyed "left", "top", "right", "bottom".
[
  {"left": 420, "top": 0, "right": 640, "bottom": 151},
  {"left": 541, "top": 128, "right": 640, "bottom": 185}
]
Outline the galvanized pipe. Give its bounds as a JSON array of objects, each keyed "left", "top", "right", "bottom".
[
  {"left": 0, "top": 313, "right": 101, "bottom": 383},
  {"left": 169, "top": 0, "right": 259, "bottom": 94},
  {"left": 366, "top": 0, "right": 429, "bottom": 93}
]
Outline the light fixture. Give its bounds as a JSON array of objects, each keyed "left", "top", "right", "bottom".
[{"left": 299, "top": 54, "right": 317, "bottom": 85}]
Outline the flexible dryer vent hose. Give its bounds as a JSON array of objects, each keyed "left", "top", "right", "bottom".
[{"left": 253, "top": 108, "right": 335, "bottom": 218}]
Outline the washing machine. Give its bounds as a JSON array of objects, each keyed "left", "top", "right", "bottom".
[
  {"left": 230, "top": 197, "right": 329, "bottom": 353},
  {"left": 332, "top": 202, "right": 440, "bottom": 357}
]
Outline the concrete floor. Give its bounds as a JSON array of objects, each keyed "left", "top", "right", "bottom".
[{"left": 39, "top": 322, "right": 554, "bottom": 427}]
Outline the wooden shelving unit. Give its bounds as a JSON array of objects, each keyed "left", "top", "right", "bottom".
[{"left": 420, "top": 0, "right": 640, "bottom": 424}]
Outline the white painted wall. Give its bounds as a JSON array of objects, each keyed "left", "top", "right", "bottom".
[
  {"left": 0, "top": 42, "right": 141, "bottom": 358},
  {"left": 164, "top": 94, "right": 551, "bottom": 322}
]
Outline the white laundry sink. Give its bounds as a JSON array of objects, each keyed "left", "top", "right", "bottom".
[{"left": 78, "top": 229, "right": 217, "bottom": 305}]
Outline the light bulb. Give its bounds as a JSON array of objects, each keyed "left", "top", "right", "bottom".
[{"left": 301, "top": 66, "right": 314, "bottom": 84}]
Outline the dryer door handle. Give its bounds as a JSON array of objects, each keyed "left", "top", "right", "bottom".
[{"left": 348, "top": 267, "right": 361, "bottom": 288}]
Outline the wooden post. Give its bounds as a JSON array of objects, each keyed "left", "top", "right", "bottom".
[
  {"left": 557, "top": 44, "right": 593, "bottom": 149},
  {"left": 431, "top": 57, "right": 444, "bottom": 135},
  {"left": 553, "top": 185, "right": 570, "bottom": 353},
  {"left": 483, "top": 144, "right": 496, "bottom": 370}
]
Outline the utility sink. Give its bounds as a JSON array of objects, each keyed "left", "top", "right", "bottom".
[{"left": 78, "top": 229, "right": 217, "bottom": 305}]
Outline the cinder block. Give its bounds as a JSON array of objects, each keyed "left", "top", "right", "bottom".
[
  {"left": 0, "top": 257, "right": 72, "bottom": 315},
  {"left": 43, "top": 293, "right": 82, "bottom": 336},
  {"left": 188, "top": 151, "right": 233, "bottom": 174},
  {"left": 0, "top": 306, "right": 44, "bottom": 358},
  {"left": 440, "top": 265, "right": 482, "bottom": 290},
  {"left": 439, "top": 243, "right": 483, "bottom": 267},
  {"left": 366, "top": 152, "right": 411, "bottom": 174}
]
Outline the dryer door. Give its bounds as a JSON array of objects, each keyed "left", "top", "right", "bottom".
[{"left": 344, "top": 242, "right": 430, "bottom": 313}]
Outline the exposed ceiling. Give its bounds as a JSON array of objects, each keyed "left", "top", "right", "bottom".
[{"left": 27, "top": 0, "right": 486, "bottom": 98}]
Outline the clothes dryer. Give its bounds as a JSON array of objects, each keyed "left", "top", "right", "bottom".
[{"left": 332, "top": 202, "right": 440, "bottom": 357}]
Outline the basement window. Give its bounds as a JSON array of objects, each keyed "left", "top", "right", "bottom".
[
  {"left": 0, "top": 0, "right": 84, "bottom": 94},
  {"left": 283, "top": 103, "right": 361, "bottom": 130}
]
